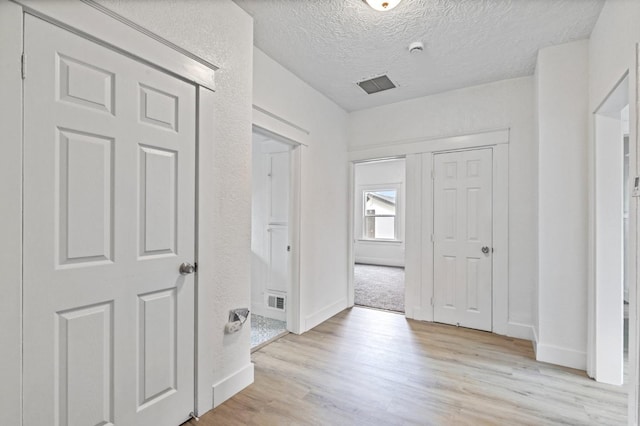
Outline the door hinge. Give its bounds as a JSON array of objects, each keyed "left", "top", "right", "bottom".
[
  {"left": 21, "top": 53, "right": 25, "bottom": 80},
  {"left": 633, "top": 176, "right": 640, "bottom": 198},
  {"left": 430, "top": 297, "right": 433, "bottom": 306}
]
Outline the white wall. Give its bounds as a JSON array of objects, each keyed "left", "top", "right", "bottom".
[
  {"left": 349, "top": 77, "right": 537, "bottom": 338},
  {"left": 587, "top": 0, "right": 640, "bottom": 419},
  {"left": 93, "top": 0, "right": 254, "bottom": 410},
  {"left": 354, "top": 159, "right": 406, "bottom": 267},
  {"left": 536, "top": 40, "right": 589, "bottom": 369},
  {"left": 253, "top": 48, "right": 350, "bottom": 332}
]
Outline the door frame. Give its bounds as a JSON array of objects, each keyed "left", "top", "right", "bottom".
[
  {"left": 349, "top": 157, "right": 407, "bottom": 308},
  {"left": 0, "top": 1, "right": 220, "bottom": 423},
  {"left": 415, "top": 145, "right": 508, "bottom": 333},
  {"left": 347, "top": 130, "right": 511, "bottom": 336},
  {"left": 251, "top": 124, "right": 303, "bottom": 334},
  {"left": 589, "top": 73, "right": 629, "bottom": 386},
  {"left": 587, "top": 48, "right": 640, "bottom": 422}
]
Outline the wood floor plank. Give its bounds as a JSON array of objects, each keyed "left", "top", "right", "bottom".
[{"left": 185, "top": 307, "right": 627, "bottom": 425}]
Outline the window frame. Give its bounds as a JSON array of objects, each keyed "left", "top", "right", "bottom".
[{"left": 360, "top": 184, "right": 400, "bottom": 242}]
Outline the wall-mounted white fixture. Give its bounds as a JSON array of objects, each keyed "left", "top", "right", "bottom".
[
  {"left": 409, "top": 41, "right": 424, "bottom": 53},
  {"left": 225, "top": 308, "right": 250, "bottom": 334},
  {"left": 364, "top": 0, "right": 402, "bottom": 12}
]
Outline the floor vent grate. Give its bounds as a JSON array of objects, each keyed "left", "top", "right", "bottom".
[{"left": 267, "top": 294, "right": 286, "bottom": 311}]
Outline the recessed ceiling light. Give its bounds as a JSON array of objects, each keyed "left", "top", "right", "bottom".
[{"left": 363, "top": 0, "right": 402, "bottom": 12}]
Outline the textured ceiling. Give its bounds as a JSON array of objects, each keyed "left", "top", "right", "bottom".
[{"left": 234, "top": 0, "right": 604, "bottom": 112}]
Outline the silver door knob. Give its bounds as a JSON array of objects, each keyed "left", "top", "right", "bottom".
[
  {"left": 179, "top": 262, "right": 196, "bottom": 275},
  {"left": 481, "top": 246, "right": 490, "bottom": 254}
]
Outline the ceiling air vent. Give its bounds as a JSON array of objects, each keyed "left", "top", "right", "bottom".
[{"left": 357, "top": 74, "right": 396, "bottom": 95}]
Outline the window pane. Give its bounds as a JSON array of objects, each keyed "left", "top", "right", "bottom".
[
  {"left": 374, "top": 217, "right": 395, "bottom": 239},
  {"left": 364, "top": 190, "right": 396, "bottom": 216},
  {"left": 364, "top": 216, "right": 396, "bottom": 240}
]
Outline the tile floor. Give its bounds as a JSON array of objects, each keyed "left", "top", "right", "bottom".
[{"left": 250, "top": 313, "right": 287, "bottom": 349}]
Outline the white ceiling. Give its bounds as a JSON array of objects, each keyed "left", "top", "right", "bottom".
[{"left": 234, "top": 0, "right": 604, "bottom": 112}]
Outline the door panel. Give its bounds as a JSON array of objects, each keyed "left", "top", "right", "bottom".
[
  {"left": 265, "top": 150, "right": 290, "bottom": 295},
  {"left": 267, "top": 226, "right": 289, "bottom": 293},
  {"left": 58, "top": 302, "right": 114, "bottom": 426},
  {"left": 23, "top": 15, "right": 195, "bottom": 426},
  {"left": 139, "top": 145, "right": 178, "bottom": 257},
  {"left": 58, "top": 128, "right": 115, "bottom": 266},
  {"left": 433, "top": 149, "right": 492, "bottom": 331},
  {"left": 268, "top": 151, "right": 290, "bottom": 224},
  {"left": 138, "top": 288, "right": 177, "bottom": 408}
]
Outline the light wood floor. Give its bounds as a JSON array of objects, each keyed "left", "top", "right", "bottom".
[{"left": 186, "top": 307, "right": 627, "bottom": 425}]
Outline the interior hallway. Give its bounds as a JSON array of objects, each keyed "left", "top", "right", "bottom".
[{"left": 185, "top": 307, "right": 626, "bottom": 425}]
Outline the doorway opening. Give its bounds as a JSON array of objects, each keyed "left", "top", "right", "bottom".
[
  {"left": 593, "top": 73, "right": 630, "bottom": 385},
  {"left": 250, "top": 130, "right": 295, "bottom": 350},
  {"left": 352, "top": 158, "right": 406, "bottom": 314}
]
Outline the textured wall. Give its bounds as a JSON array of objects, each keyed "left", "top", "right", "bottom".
[
  {"left": 94, "top": 0, "right": 254, "bottom": 410},
  {"left": 349, "top": 76, "right": 537, "bottom": 331}
]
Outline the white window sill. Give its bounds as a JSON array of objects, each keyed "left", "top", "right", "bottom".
[{"left": 357, "top": 239, "right": 403, "bottom": 244}]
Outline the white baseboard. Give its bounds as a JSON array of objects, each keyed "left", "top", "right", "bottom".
[
  {"left": 507, "top": 322, "right": 534, "bottom": 341},
  {"left": 408, "top": 306, "right": 432, "bottom": 322},
  {"left": 536, "top": 342, "right": 586, "bottom": 370},
  {"left": 211, "top": 363, "right": 254, "bottom": 408},
  {"left": 355, "top": 257, "right": 405, "bottom": 267},
  {"left": 532, "top": 326, "right": 539, "bottom": 356},
  {"left": 304, "top": 298, "right": 347, "bottom": 331}
]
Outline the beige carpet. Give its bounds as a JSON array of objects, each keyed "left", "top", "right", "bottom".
[{"left": 354, "top": 263, "right": 404, "bottom": 312}]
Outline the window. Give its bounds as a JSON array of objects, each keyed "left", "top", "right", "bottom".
[{"left": 363, "top": 189, "right": 397, "bottom": 240}]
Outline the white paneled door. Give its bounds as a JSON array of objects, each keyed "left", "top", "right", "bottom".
[
  {"left": 266, "top": 151, "right": 290, "bottom": 294},
  {"left": 23, "top": 15, "right": 196, "bottom": 426},
  {"left": 433, "top": 149, "right": 493, "bottom": 331}
]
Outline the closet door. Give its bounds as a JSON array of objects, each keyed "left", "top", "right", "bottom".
[
  {"left": 23, "top": 15, "right": 196, "bottom": 426},
  {"left": 433, "top": 149, "right": 493, "bottom": 331}
]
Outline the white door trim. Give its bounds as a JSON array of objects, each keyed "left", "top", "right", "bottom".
[
  {"left": 0, "top": 2, "right": 25, "bottom": 425},
  {"left": 0, "top": 2, "right": 222, "bottom": 422},
  {"left": 588, "top": 72, "right": 632, "bottom": 387},
  {"left": 12, "top": 0, "right": 217, "bottom": 91},
  {"left": 348, "top": 129, "right": 509, "bottom": 162},
  {"left": 252, "top": 119, "right": 303, "bottom": 335},
  {"left": 586, "top": 46, "right": 639, "bottom": 422},
  {"left": 347, "top": 132, "right": 510, "bottom": 337}
]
